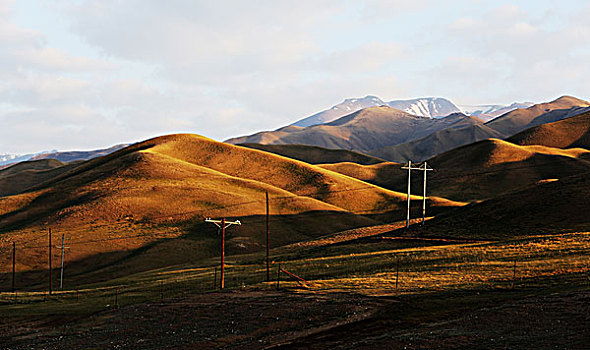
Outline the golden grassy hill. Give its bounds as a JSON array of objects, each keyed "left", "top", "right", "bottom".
[
  {"left": 319, "top": 139, "right": 590, "bottom": 202},
  {"left": 0, "top": 159, "right": 64, "bottom": 175},
  {"left": 239, "top": 143, "right": 385, "bottom": 165},
  {"left": 318, "top": 162, "right": 401, "bottom": 189},
  {"left": 507, "top": 110, "right": 590, "bottom": 149},
  {"left": 407, "top": 170, "right": 590, "bottom": 239},
  {"left": 0, "top": 134, "right": 463, "bottom": 287}
]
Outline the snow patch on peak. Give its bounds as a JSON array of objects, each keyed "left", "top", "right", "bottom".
[{"left": 387, "top": 97, "right": 461, "bottom": 118}]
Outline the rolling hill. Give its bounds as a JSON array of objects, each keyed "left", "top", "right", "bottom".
[
  {"left": 407, "top": 170, "right": 590, "bottom": 239},
  {"left": 0, "top": 134, "right": 462, "bottom": 287},
  {"left": 369, "top": 114, "right": 504, "bottom": 162},
  {"left": 320, "top": 138, "right": 590, "bottom": 202},
  {"left": 508, "top": 110, "right": 590, "bottom": 149},
  {"left": 239, "top": 143, "right": 385, "bottom": 165},
  {"left": 485, "top": 95, "right": 590, "bottom": 136},
  {"left": 0, "top": 159, "right": 79, "bottom": 196}
]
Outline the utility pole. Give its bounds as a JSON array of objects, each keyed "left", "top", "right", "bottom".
[
  {"left": 420, "top": 162, "right": 434, "bottom": 225},
  {"left": 401, "top": 161, "right": 434, "bottom": 227},
  {"left": 11, "top": 242, "right": 15, "bottom": 293},
  {"left": 205, "top": 218, "right": 242, "bottom": 289},
  {"left": 55, "top": 234, "right": 70, "bottom": 289},
  {"left": 48, "top": 228, "right": 52, "bottom": 295},
  {"left": 266, "top": 192, "right": 270, "bottom": 281}
]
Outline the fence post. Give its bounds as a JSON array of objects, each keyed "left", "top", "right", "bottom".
[
  {"left": 276, "top": 263, "right": 281, "bottom": 290},
  {"left": 511, "top": 260, "right": 517, "bottom": 289},
  {"left": 395, "top": 259, "right": 399, "bottom": 291},
  {"left": 213, "top": 267, "right": 217, "bottom": 290}
]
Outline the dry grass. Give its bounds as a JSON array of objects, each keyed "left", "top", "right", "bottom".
[
  {"left": 0, "top": 134, "right": 465, "bottom": 286},
  {"left": 509, "top": 109, "right": 590, "bottom": 149},
  {"left": 1, "top": 231, "right": 588, "bottom": 310}
]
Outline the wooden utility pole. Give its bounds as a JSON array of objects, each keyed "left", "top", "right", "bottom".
[
  {"left": 401, "top": 161, "right": 433, "bottom": 227},
  {"left": 205, "top": 218, "right": 242, "bottom": 290},
  {"left": 11, "top": 242, "right": 15, "bottom": 293},
  {"left": 55, "top": 234, "right": 70, "bottom": 289},
  {"left": 420, "top": 162, "right": 434, "bottom": 225},
  {"left": 48, "top": 228, "right": 52, "bottom": 295},
  {"left": 266, "top": 192, "right": 270, "bottom": 281},
  {"left": 404, "top": 161, "right": 412, "bottom": 228}
]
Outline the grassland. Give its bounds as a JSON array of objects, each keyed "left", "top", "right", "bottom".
[{"left": 1, "top": 223, "right": 588, "bottom": 348}]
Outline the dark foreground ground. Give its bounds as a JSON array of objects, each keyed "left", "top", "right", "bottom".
[{"left": 2, "top": 283, "right": 589, "bottom": 350}]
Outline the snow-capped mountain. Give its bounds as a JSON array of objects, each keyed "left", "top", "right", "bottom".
[
  {"left": 386, "top": 97, "right": 461, "bottom": 118},
  {"left": 291, "top": 95, "right": 385, "bottom": 127},
  {"left": 0, "top": 151, "right": 55, "bottom": 166},
  {"left": 291, "top": 96, "right": 462, "bottom": 127},
  {"left": 0, "top": 145, "right": 128, "bottom": 168},
  {"left": 459, "top": 102, "right": 534, "bottom": 122}
]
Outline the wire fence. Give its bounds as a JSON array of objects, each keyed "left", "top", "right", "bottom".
[{"left": 1, "top": 232, "right": 588, "bottom": 309}]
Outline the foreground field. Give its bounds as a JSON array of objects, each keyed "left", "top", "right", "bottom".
[{"left": 1, "top": 227, "right": 588, "bottom": 349}]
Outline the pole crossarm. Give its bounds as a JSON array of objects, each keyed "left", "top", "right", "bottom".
[
  {"left": 401, "top": 162, "right": 433, "bottom": 171},
  {"left": 205, "top": 218, "right": 241, "bottom": 229}
]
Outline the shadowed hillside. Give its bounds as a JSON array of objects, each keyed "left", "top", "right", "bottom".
[
  {"left": 321, "top": 139, "right": 590, "bottom": 202},
  {"left": 371, "top": 115, "right": 503, "bottom": 162},
  {"left": 407, "top": 171, "right": 590, "bottom": 239},
  {"left": 0, "top": 159, "right": 79, "bottom": 196},
  {"left": 508, "top": 110, "right": 590, "bottom": 149},
  {"left": 485, "top": 95, "right": 590, "bottom": 136},
  {"left": 239, "top": 143, "right": 385, "bottom": 165},
  {"left": 227, "top": 107, "right": 489, "bottom": 153}
]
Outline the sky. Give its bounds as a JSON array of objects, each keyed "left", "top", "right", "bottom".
[{"left": 1, "top": 0, "right": 589, "bottom": 154}]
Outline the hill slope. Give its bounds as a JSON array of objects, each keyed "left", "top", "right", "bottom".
[
  {"left": 0, "top": 159, "right": 79, "bottom": 196},
  {"left": 227, "top": 107, "right": 484, "bottom": 153},
  {"left": 485, "top": 96, "right": 590, "bottom": 136},
  {"left": 239, "top": 143, "right": 385, "bottom": 165},
  {"left": 370, "top": 114, "right": 504, "bottom": 162},
  {"left": 321, "top": 139, "right": 590, "bottom": 202},
  {"left": 507, "top": 110, "right": 590, "bottom": 149},
  {"left": 411, "top": 170, "right": 590, "bottom": 239},
  {"left": 0, "top": 134, "right": 462, "bottom": 285}
]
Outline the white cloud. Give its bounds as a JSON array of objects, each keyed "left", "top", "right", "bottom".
[
  {"left": 1, "top": 1, "right": 590, "bottom": 154},
  {"left": 442, "top": 3, "right": 590, "bottom": 103}
]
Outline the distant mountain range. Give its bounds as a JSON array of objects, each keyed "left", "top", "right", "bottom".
[
  {"left": 227, "top": 95, "right": 590, "bottom": 162},
  {"left": 290, "top": 95, "right": 530, "bottom": 128},
  {"left": 458, "top": 102, "right": 534, "bottom": 121},
  {"left": 0, "top": 150, "right": 57, "bottom": 167},
  {"left": 0, "top": 144, "right": 128, "bottom": 168}
]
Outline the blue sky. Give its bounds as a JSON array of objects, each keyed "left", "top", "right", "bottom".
[{"left": 1, "top": 0, "right": 589, "bottom": 153}]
